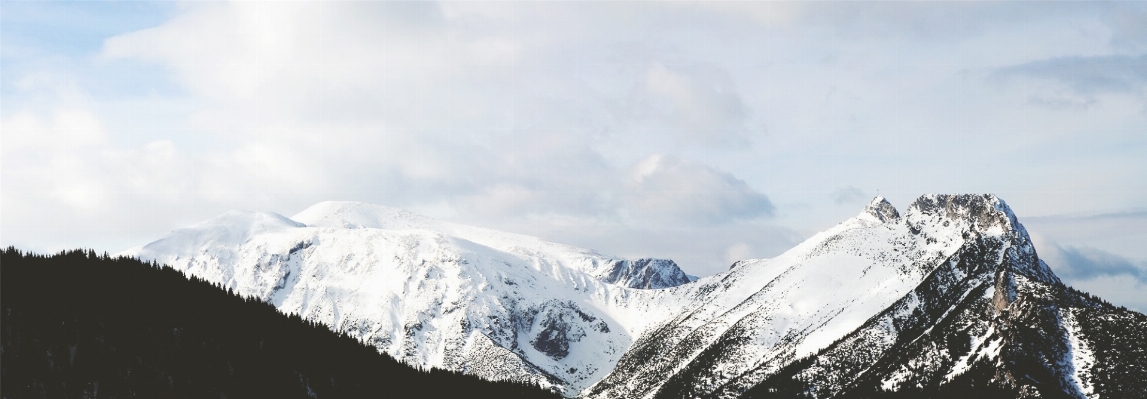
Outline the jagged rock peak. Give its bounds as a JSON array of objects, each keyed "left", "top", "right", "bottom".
[
  {"left": 908, "top": 193, "right": 1019, "bottom": 233},
  {"left": 862, "top": 196, "right": 900, "bottom": 223},
  {"left": 594, "top": 258, "right": 691, "bottom": 289}
]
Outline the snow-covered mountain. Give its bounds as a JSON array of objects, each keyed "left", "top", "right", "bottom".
[
  {"left": 586, "top": 194, "right": 1146, "bottom": 399},
  {"left": 124, "top": 195, "right": 1146, "bottom": 398},
  {"left": 123, "top": 201, "right": 691, "bottom": 395}
]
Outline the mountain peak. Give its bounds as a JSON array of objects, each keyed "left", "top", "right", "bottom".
[
  {"left": 907, "top": 193, "right": 1019, "bottom": 234},
  {"left": 862, "top": 196, "right": 900, "bottom": 223},
  {"left": 904, "top": 193, "right": 1058, "bottom": 285},
  {"left": 592, "top": 258, "right": 691, "bottom": 289},
  {"left": 123, "top": 194, "right": 1145, "bottom": 399}
]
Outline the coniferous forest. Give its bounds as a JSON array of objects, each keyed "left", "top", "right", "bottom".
[{"left": 1, "top": 248, "right": 563, "bottom": 399}]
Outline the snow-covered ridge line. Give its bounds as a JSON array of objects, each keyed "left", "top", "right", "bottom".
[
  {"left": 583, "top": 193, "right": 1082, "bottom": 398},
  {"left": 122, "top": 201, "right": 692, "bottom": 395},
  {"left": 122, "top": 194, "right": 1143, "bottom": 398}
]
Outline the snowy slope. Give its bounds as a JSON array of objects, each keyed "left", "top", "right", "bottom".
[
  {"left": 584, "top": 196, "right": 978, "bottom": 398},
  {"left": 590, "top": 194, "right": 1145, "bottom": 399},
  {"left": 123, "top": 202, "right": 691, "bottom": 395},
  {"left": 293, "top": 202, "right": 689, "bottom": 289},
  {"left": 123, "top": 196, "right": 1147, "bottom": 398}
]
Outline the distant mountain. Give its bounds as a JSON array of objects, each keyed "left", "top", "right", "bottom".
[
  {"left": 593, "top": 258, "right": 691, "bottom": 289},
  {"left": 123, "top": 195, "right": 1147, "bottom": 398},
  {"left": 0, "top": 248, "right": 561, "bottom": 399}
]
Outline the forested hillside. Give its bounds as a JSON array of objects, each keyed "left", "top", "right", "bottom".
[{"left": 1, "top": 248, "right": 562, "bottom": 399}]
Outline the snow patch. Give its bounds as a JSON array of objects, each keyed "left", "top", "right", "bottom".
[{"left": 1062, "top": 309, "right": 1096, "bottom": 398}]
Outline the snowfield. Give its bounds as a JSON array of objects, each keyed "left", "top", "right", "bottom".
[{"left": 124, "top": 201, "right": 690, "bottom": 394}]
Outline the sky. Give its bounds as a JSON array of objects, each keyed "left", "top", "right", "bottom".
[{"left": 2, "top": 1, "right": 1145, "bottom": 311}]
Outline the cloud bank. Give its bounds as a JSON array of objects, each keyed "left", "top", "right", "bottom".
[{"left": 3, "top": 1, "right": 1145, "bottom": 282}]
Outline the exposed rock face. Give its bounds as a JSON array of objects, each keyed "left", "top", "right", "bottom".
[
  {"left": 585, "top": 194, "right": 1145, "bottom": 399},
  {"left": 735, "top": 195, "right": 1088, "bottom": 398},
  {"left": 864, "top": 196, "right": 901, "bottom": 223},
  {"left": 593, "top": 258, "right": 691, "bottom": 289},
  {"left": 528, "top": 301, "right": 612, "bottom": 360}
]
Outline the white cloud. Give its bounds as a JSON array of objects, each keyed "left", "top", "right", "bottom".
[
  {"left": 1030, "top": 232, "right": 1147, "bottom": 313},
  {"left": 3, "top": 0, "right": 1145, "bottom": 281},
  {"left": 0, "top": 100, "right": 181, "bottom": 249},
  {"left": 1037, "top": 239, "right": 1146, "bottom": 283},
  {"left": 88, "top": 2, "right": 779, "bottom": 230},
  {"left": 1, "top": 104, "right": 111, "bottom": 211},
  {"left": 624, "top": 154, "right": 773, "bottom": 226},
  {"left": 631, "top": 64, "right": 754, "bottom": 147},
  {"left": 1024, "top": 212, "right": 1147, "bottom": 263},
  {"left": 0, "top": 70, "right": 320, "bottom": 251},
  {"left": 989, "top": 54, "right": 1147, "bottom": 109}
]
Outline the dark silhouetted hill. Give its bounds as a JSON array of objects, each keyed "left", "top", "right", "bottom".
[{"left": 1, "top": 248, "right": 563, "bottom": 399}]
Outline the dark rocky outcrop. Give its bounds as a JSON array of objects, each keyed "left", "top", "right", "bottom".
[{"left": 596, "top": 258, "right": 691, "bottom": 289}]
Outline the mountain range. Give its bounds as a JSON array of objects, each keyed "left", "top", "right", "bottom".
[{"left": 123, "top": 194, "right": 1147, "bottom": 398}]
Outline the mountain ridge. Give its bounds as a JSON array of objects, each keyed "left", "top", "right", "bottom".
[
  {"left": 589, "top": 194, "right": 1142, "bottom": 399},
  {"left": 123, "top": 201, "right": 694, "bottom": 395},
  {"left": 123, "top": 194, "right": 1146, "bottom": 398}
]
